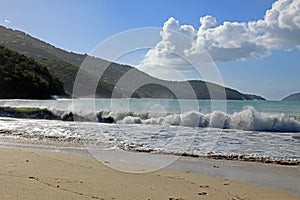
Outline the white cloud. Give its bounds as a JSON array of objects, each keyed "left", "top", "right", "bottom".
[
  {"left": 138, "top": 0, "right": 300, "bottom": 80},
  {"left": 190, "top": 19, "right": 267, "bottom": 62},
  {"left": 199, "top": 15, "right": 217, "bottom": 31},
  {"left": 3, "top": 19, "right": 10, "bottom": 24},
  {"left": 249, "top": 0, "right": 300, "bottom": 49}
]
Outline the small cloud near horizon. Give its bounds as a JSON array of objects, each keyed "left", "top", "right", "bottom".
[{"left": 3, "top": 19, "right": 11, "bottom": 24}]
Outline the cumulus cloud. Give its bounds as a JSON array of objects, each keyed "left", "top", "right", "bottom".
[
  {"left": 138, "top": 17, "right": 200, "bottom": 80},
  {"left": 138, "top": 0, "right": 300, "bottom": 80},
  {"left": 249, "top": 0, "right": 300, "bottom": 49},
  {"left": 190, "top": 18, "right": 268, "bottom": 62}
]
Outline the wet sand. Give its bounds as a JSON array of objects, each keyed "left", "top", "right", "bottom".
[
  {"left": 171, "top": 157, "right": 300, "bottom": 196},
  {"left": 0, "top": 147, "right": 299, "bottom": 200}
]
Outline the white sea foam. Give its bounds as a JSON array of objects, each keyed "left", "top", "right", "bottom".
[
  {"left": 114, "top": 107, "right": 300, "bottom": 132},
  {"left": 0, "top": 99, "right": 300, "bottom": 132},
  {"left": 123, "top": 116, "right": 142, "bottom": 124}
]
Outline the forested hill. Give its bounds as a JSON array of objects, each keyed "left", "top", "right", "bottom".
[
  {"left": 0, "top": 46, "right": 65, "bottom": 99},
  {"left": 0, "top": 25, "right": 265, "bottom": 100},
  {"left": 282, "top": 93, "right": 300, "bottom": 101}
]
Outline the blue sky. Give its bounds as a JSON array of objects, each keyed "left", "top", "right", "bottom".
[{"left": 0, "top": 0, "right": 299, "bottom": 100}]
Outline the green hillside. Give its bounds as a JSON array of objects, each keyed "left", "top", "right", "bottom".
[
  {"left": 282, "top": 93, "right": 300, "bottom": 101},
  {"left": 0, "top": 46, "right": 64, "bottom": 99},
  {"left": 0, "top": 25, "right": 265, "bottom": 100}
]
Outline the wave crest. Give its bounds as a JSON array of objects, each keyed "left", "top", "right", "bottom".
[
  {"left": 1, "top": 106, "right": 299, "bottom": 132},
  {"left": 109, "top": 106, "right": 300, "bottom": 132}
]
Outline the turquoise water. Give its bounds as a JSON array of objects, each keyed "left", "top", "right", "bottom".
[
  {"left": 1, "top": 99, "right": 299, "bottom": 116},
  {"left": 118, "top": 99, "right": 300, "bottom": 116}
]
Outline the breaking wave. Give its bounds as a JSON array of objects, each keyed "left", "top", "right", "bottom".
[{"left": 1, "top": 106, "right": 300, "bottom": 132}]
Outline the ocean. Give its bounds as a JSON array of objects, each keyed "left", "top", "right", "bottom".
[{"left": 0, "top": 98, "right": 299, "bottom": 166}]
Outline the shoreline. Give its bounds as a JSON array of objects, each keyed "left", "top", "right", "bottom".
[
  {"left": 0, "top": 145, "right": 299, "bottom": 199},
  {"left": 2, "top": 136, "right": 299, "bottom": 166}
]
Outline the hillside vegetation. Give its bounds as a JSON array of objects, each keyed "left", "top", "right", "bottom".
[
  {"left": 0, "top": 25, "right": 265, "bottom": 100},
  {"left": 282, "top": 93, "right": 300, "bottom": 101},
  {"left": 0, "top": 46, "right": 64, "bottom": 99}
]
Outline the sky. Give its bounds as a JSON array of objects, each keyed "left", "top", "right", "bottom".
[{"left": 0, "top": 0, "right": 299, "bottom": 100}]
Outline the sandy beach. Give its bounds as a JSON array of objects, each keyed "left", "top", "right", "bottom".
[{"left": 0, "top": 147, "right": 299, "bottom": 200}]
